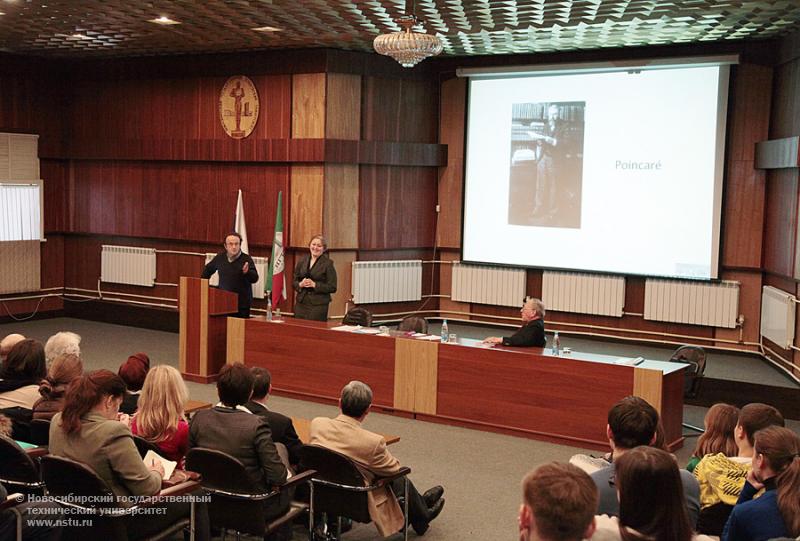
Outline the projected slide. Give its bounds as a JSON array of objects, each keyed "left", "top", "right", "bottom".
[
  {"left": 463, "top": 64, "right": 728, "bottom": 280},
  {"left": 509, "top": 101, "right": 585, "bottom": 228}
]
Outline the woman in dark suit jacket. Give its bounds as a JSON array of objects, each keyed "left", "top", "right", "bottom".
[{"left": 293, "top": 234, "right": 337, "bottom": 321}]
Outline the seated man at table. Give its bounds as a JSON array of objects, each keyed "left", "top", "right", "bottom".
[
  {"left": 483, "top": 297, "right": 546, "bottom": 347},
  {"left": 310, "top": 381, "right": 445, "bottom": 537},
  {"left": 189, "top": 364, "right": 289, "bottom": 521},
  {"left": 585, "top": 396, "right": 700, "bottom": 526},
  {"left": 245, "top": 366, "right": 303, "bottom": 467}
]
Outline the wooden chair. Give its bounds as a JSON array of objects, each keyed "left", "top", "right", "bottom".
[{"left": 185, "top": 447, "right": 313, "bottom": 540}]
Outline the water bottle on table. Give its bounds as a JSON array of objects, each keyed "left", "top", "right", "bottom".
[
  {"left": 441, "top": 319, "right": 449, "bottom": 343},
  {"left": 266, "top": 297, "right": 273, "bottom": 321},
  {"left": 552, "top": 331, "right": 560, "bottom": 356}
]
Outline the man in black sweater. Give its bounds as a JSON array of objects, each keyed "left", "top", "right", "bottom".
[
  {"left": 483, "top": 297, "right": 546, "bottom": 347},
  {"left": 202, "top": 232, "right": 258, "bottom": 318}
]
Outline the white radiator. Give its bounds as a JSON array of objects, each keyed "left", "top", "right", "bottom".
[
  {"left": 760, "top": 286, "right": 796, "bottom": 349},
  {"left": 644, "top": 278, "right": 739, "bottom": 328},
  {"left": 451, "top": 262, "right": 526, "bottom": 307},
  {"left": 204, "top": 253, "right": 269, "bottom": 300},
  {"left": 352, "top": 260, "right": 422, "bottom": 304},
  {"left": 101, "top": 245, "right": 156, "bottom": 287},
  {"left": 542, "top": 271, "right": 625, "bottom": 317}
]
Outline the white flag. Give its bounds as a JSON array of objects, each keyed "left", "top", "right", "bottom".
[{"left": 234, "top": 189, "right": 249, "bottom": 254}]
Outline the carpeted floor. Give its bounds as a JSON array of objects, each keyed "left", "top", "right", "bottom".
[{"left": 3, "top": 317, "right": 799, "bottom": 540}]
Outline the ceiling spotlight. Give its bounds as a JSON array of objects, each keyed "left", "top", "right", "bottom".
[
  {"left": 70, "top": 33, "right": 90, "bottom": 40},
  {"left": 253, "top": 26, "right": 282, "bottom": 32},
  {"left": 149, "top": 16, "right": 180, "bottom": 25}
]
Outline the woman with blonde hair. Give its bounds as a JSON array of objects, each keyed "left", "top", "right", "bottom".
[{"left": 131, "top": 365, "right": 190, "bottom": 466}]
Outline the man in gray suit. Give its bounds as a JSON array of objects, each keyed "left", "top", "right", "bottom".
[{"left": 189, "top": 363, "right": 288, "bottom": 520}]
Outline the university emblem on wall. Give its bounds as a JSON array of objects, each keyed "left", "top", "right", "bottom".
[{"left": 219, "top": 76, "right": 259, "bottom": 139}]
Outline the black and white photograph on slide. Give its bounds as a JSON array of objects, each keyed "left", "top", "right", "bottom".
[{"left": 508, "top": 101, "right": 585, "bottom": 228}]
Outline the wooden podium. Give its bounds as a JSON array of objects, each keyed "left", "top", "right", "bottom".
[{"left": 179, "top": 277, "right": 238, "bottom": 383}]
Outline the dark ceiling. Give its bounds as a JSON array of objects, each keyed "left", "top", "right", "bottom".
[{"left": 0, "top": 1, "right": 799, "bottom": 59}]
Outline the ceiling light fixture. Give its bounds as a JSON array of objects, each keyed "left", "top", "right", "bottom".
[
  {"left": 253, "top": 26, "right": 282, "bottom": 32},
  {"left": 149, "top": 16, "right": 180, "bottom": 25},
  {"left": 70, "top": 33, "right": 90, "bottom": 40},
  {"left": 373, "top": 0, "right": 442, "bottom": 68}
]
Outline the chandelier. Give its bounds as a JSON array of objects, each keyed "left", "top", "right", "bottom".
[{"left": 373, "top": 11, "right": 443, "bottom": 68}]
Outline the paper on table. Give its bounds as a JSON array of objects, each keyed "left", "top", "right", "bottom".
[
  {"left": 331, "top": 325, "right": 360, "bottom": 331},
  {"left": 357, "top": 328, "right": 381, "bottom": 335},
  {"left": 418, "top": 334, "right": 444, "bottom": 341},
  {"left": 615, "top": 357, "right": 645, "bottom": 366},
  {"left": 144, "top": 450, "right": 177, "bottom": 480}
]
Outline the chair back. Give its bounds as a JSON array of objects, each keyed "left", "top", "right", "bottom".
[
  {"left": 0, "top": 407, "right": 33, "bottom": 444},
  {"left": 132, "top": 435, "right": 161, "bottom": 459},
  {"left": 342, "top": 307, "right": 373, "bottom": 327},
  {"left": 297, "top": 444, "right": 372, "bottom": 524},
  {"left": 669, "top": 345, "right": 707, "bottom": 399},
  {"left": 398, "top": 316, "right": 428, "bottom": 334},
  {"left": 0, "top": 435, "right": 43, "bottom": 492},
  {"left": 29, "top": 419, "right": 51, "bottom": 446},
  {"left": 185, "top": 447, "right": 268, "bottom": 536},
  {"left": 40, "top": 455, "right": 117, "bottom": 510}
]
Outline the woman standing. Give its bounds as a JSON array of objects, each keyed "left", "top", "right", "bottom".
[{"left": 293, "top": 234, "right": 337, "bottom": 321}]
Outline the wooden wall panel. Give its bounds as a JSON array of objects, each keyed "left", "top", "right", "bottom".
[
  {"left": 763, "top": 168, "right": 797, "bottom": 277},
  {"left": 325, "top": 73, "right": 361, "bottom": 141},
  {"left": 360, "top": 166, "right": 437, "bottom": 250},
  {"left": 292, "top": 73, "right": 326, "bottom": 139},
  {"left": 438, "top": 77, "right": 466, "bottom": 250},
  {"left": 770, "top": 57, "right": 800, "bottom": 139},
  {"left": 323, "top": 164, "right": 359, "bottom": 250},
  {"left": 68, "top": 161, "right": 288, "bottom": 244},
  {"left": 70, "top": 75, "right": 292, "bottom": 142},
  {"left": 327, "top": 250, "right": 356, "bottom": 319},
  {"left": 290, "top": 165, "right": 324, "bottom": 248},
  {"left": 0, "top": 71, "right": 66, "bottom": 156},
  {"left": 362, "top": 77, "right": 438, "bottom": 143},
  {"left": 722, "top": 61, "right": 772, "bottom": 269},
  {"left": 713, "top": 270, "right": 762, "bottom": 347}
]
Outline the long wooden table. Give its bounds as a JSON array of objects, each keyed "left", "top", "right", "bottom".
[{"left": 227, "top": 317, "right": 685, "bottom": 450}]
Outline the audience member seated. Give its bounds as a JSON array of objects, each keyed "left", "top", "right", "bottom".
[
  {"left": 693, "top": 403, "right": 784, "bottom": 535},
  {"left": 723, "top": 426, "right": 800, "bottom": 541},
  {"left": 0, "top": 480, "right": 63, "bottom": 541},
  {"left": 117, "top": 353, "right": 150, "bottom": 414},
  {"left": 585, "top": 396, "right": 700, "bottom": 526},
  {"left": 245, "top": 367, "right": 303, "bottom": 468},
  {"left": 43, "top": 331, "right": 81, "bottom": 365},
  {"left": 686, "top": 403, "right": 739, "bottom": 473},
  {"left": 189, "top": 364, "right": 289, "bottom": 523},
  {"left": 0, "top": 333, "right": 25, "bottom": 364},
  {"left": 1, "top": 339, "right": 47, "bottom": 439},
  {"left": 131, "top": 365, "right": 190, "bottom": 467},
  {"left": 591, "top": 446, "right": 714, "bottom": 541},
  {"left": 48, "top": 369, "right": 209, "bottom": 540},
  {"left": 310, "top": 380, "right": 445, "bottom": 537},
  {"left": 722, "top": 426, "right": 800, "bottom": 541},
  {"left": 32, "top": 353, "right": 83, "bottom": 421},
  {"left": 0, "top": 339, "right": 46, "bottom": 409},
  {"left": 0, "top": 414, "right": 11, "bottom": 437},
  {"left": 518, "top": 462, "right": 598, "bottom": 541},
  {"left": 483, "top": 297, "right": 546, "bottom": 347}
]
